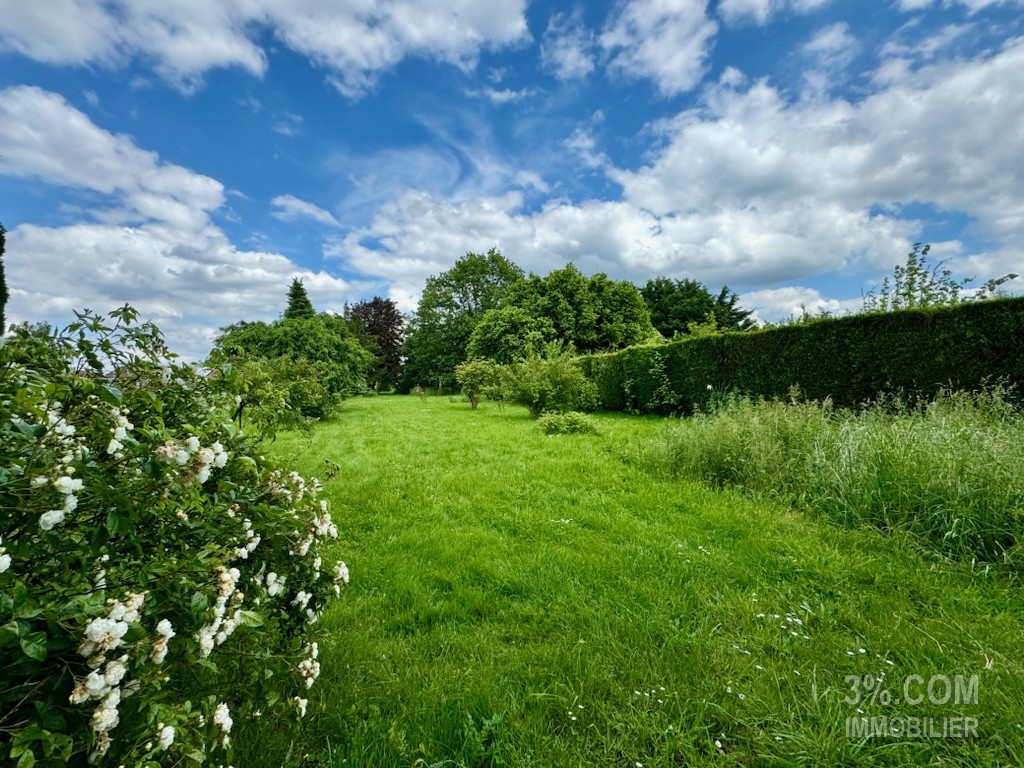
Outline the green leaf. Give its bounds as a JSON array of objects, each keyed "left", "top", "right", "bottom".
[
  {"left": 0, "top": 620, "right": 20, "bottom": 647},
  {"left": 10, "top": 419, "right": 45, "bottom": 439},
  {"left": 236, "top": 609, "right": 264, "bottom": 628},
  {"left": 19, "top": 630, "right": 48, "bottom": 661},
  {"left": 16, "top": 750, "right": 35, "bottom": 768},
  {"left": 97, "top": 383, "right": 123, "bottom": 406},
  {"left": 34, "top": 702, "right": 67, "bottom": 732}
]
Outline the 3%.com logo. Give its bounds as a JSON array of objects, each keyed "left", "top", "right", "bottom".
[{"left": 845, "top": 674, "right": 979, "bottom": 707}]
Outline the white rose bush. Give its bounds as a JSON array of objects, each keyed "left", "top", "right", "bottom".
[{"left": 0, "top": 307, "right": 349, "bottom": 766}]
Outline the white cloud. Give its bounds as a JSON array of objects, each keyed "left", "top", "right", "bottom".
[
  {"left": 740, "top": 286, "right": 862, "bottom": 323},
  {"left": 271, "top": 112, "right": 303, "bottom": 137},
  {"left": 0, "top": 85, "right": 362, "bottom": 358},
  {"left": 271, "top": 195, "right": 340, "bottom": 227},
  {"left": 471, "top": 86, "right": 539, "bottom": 104},
  {"left": 718, "top": 0, "right": 831, "bottom": 25},
  {"left": 897, "top": 0, "right": 1023, "bottom": 12},
  {"left": 0, "top": 85, "right": 223, "bottom": 235},
  {"left": 326, "top": 37, "right": 1024, "bottom": 303},
  {"left": 540, "top": 11, "right": 596, "bottom": 80},
  {"left": 0, "top": 1, "right": 530, "bottom": 96},
  {"left": 600, "top": 0, "right": 718, "bottom": 96},
  {"left": 803, "top": 22, "right": 858, "bottom": 69}
]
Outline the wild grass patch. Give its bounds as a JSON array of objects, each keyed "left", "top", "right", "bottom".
[{"left": 649, "top": 386, "right": 1024, "bottom": 566}]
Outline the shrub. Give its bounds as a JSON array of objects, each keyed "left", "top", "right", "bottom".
[
  {"left": 455, "top": 358, "right": 499, "bottom": 410},
  {"left": 496, "top": 347, "right": 597, "bottom": 417},
  {"left": 580, "top": 296, "right": 1024, "bottom": 413},
  {"left": 648, "top": 386, "right": 1024, "bottom": 566},
  {"left": 0, "top": 307, "right": 350, "bottom": 766},
  {"left": 535, "top": 411, "right": 601, "bottom": 435}
]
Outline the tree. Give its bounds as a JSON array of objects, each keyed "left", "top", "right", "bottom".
[
  {"left": 284, "top": 277, "right": 316, "bottom": 320},
  {"left": 400, "top": 248, "right": 524, "bottom": 392},
  {"left": 0, "top": 222, "right": 8, "bottom": 334},
  {"left": 640, "top": 277, "right": 754, "bottom": 337},
  {"left": 507, "top": 265, "right": 657, "bottom": 355},
  {"left": 467, "top": 306, "right": 555, "bottom": 364},
  {"left": 345, "top": 297, "right": 405, "bottom": 390},
  {"left": 862, "top": 243, "right": 1018, "bottom": 313}
]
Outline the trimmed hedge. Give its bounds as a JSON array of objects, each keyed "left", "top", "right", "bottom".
[{"left": 579, "top": 296, "right": 1024, "bottom": 413}]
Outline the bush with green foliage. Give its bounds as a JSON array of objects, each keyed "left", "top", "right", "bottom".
[
  {"left": 535, "top": 411, "right": 601, "bottom": 435},
  {"left": 0, "top": 307, "right": 349, "bottom": 766},
  {"left": 494, "top": 346, "right": 597, "bottom": 417},
  {"left": 454, "top": 358, "right": 499, "bottom": 410},
  {"left": 581, "top": 296, "right": 1024, "bottom": 414},
  {"left": 215, "top": 313, "right": 372, "bottom": 412},
  {"left": 649, "top": 386, "right": 1024, "bottom": 566}
]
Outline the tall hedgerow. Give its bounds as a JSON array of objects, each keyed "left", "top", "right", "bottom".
[{"left": 0, "top": 307, "right": 349, "bottom": 766}]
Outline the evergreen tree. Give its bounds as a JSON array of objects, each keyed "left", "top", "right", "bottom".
[
  {"left": 0, "top": 223, "right": 8, "bottom": 334},
  {"left": 284, "top": 278, "right": 316, "bottom": 320}
]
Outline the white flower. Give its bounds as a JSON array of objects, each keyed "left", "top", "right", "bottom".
[
  {"left": 156, "top": 619, "right": 175, "bottom": 639},
  {"left": 213, "top": 702, "right": 233, "bottom": 733},
  {"left": 0, "top": 553, "right": 10, "bottom": 574},
  {"left": 294, "top": 697, "right": 308, "bottom": 718},
  {"left": 103, "top": 660, "right": 127, "bottom": 686},
  {"left": 31, "top": 475, "right": 48, "bottom": 487},
  {"left": 39, "top": 510, "right": 66, "bottom": 530},
  {"left": 113, "top": 425, "right": 128, "bottom": 440},
  {"left": 333, "top": 561, "right": 350, "bottom": 586},
  {"left": 214, "top": 451, "right": 228, "bottom": 468},
  {"left": 185, "top": 436, "right": 201, "bottom": 453},
  {"left": 63, "top": 494, "right": 79, "bottom": 512},
  {"left": 198, "top": 447, "right": 215, "bottom": 465},
  {"left": 174, "top": 448, "right": 189, "bottom": 465},
  {"left": 158, "top": 725, "right": 175, "bottom": 750},
  {"left": 292, "top": 591, "right": 311, "bottom": 610},
  {"left": 106, "top": 438, "right": 123, "bottom": 455},
  {"left": 53, "top": 475, "right": 84, "bottom": 494}
]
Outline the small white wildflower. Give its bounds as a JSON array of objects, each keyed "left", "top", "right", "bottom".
[
  {"left": 213, "top": 702, "right": 233, "bottom": 733},
  {"left": 185, "top": 436, "right": 201, "bottom": 453},
  {"left": 31, "top": 475, "right": 48, "bottom": 487},
  {"left": 0, "top": 553, "right": 9, "bottom": 574},
  {"left": 294, "top": 697, "right": 308, "bottom": 718}
]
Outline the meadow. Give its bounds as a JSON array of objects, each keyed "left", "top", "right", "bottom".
[{"left": 248, "top": 394, "right": 1024, "bottom": 767}]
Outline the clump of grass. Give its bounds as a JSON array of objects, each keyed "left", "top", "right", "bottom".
[
  {"left": 651, "top": 385, "right": 1024, "bottom": 565},
  {"left": 536, "top": 410, "right": 601, "bottom": 435}
]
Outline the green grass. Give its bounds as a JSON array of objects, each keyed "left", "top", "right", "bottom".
[
  {"left": 247, "top": 395, "right": 1024, "bottom": 767},
  {"left": 646, "top": 388, "right": 1024, "bottom": 565}
]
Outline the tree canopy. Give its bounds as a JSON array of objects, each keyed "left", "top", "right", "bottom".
[
  {"left": 400, "top": 249, "right": 524, "bottom": 391},
  {"left": 345, "top": 296, "right": 405, "bottom": 390},
  {"left": 640, "top": 277, "right": 754, "bottom": 337}
]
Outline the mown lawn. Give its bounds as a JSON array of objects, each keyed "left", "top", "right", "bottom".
[{"left": 249, "top": 395, "right": 1024, "bottom": 767}]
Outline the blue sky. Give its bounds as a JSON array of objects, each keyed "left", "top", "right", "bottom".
[{"left": 2, "top": 0, "right": 1022, "bottom": 358}]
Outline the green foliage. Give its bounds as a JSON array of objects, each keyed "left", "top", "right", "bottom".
[
  {"left": 507, "top": 265, "right": 656, "bottom": 354},
  {"left": 400, "top": 249, "right": 524, "bottom": 392},
  {"left": 454, "top": 358, "right": 499, "bottom": 410},
  {"left": 649, "top": 386, "right": 1024, "bottom": 566},
  {"left": 284, "top": 278, "right": 316, "bottom": 320},
  {"left": 863, "top": 243, "right": 1018, "bottom": 312},
  {"left": 345, "top": 297, "right": 405, "bottom": 390},
  {"left": 0, "top": 306, "right": 349, "bottom": 766},
  {"left": 535, "top": 410, "right": 601, "bottom": 435},
  {"left": 0, "top": 222, "right": 7, "bottom": 334},
  {"left": 215, "top": 314, "right": 372, "bottom": 413},
  {"left": 494, "top": 345, "right": 597, "bottom": 417},
  {"left": 466, "top": 306, "right": 555, "bottom": 364},
  {"left": 640, "top": 277, "right": 753, "bottom": 337},
  {"left": 581, "top": 296, "right": 1024, "bottom": 414}
]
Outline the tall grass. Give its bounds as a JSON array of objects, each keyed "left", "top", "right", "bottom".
[{"left": 649, "top": 386, "right": 1024, "bottom": 566}]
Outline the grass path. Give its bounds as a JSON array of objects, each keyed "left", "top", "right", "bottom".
[{"left": 256, "top": 395, "right": 1024, "bottom": 767}]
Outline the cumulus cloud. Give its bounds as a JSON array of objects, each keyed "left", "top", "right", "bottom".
[
  {"left": 327, "top": 37, "right": 1024, "bottom": 302},
  {"left": 740, "top": 286, "right": 862, "bottom": 323},
  {"left": 600, "top": 0, "right": 718, "bottom": 96},
  {"left": 897, "top": 0, "right": 1023, "bottom": 11},
  {"left": 0, "top": 1, "right": 530, "bottom": 96},
  {"left": 0, "top": 85, "right": 362, "bottom": 358},
  {"left": 540, "top": 11, "right": 596, "bottom": 80},
  {"left": 271, "top": 195, "right": 341, "bottom": 227}
]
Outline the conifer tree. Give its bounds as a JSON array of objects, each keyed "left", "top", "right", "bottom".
[
  {"left": 284, "top": 277, "right": 316, "bottom": 320},
  {"left": 0, "top": 223, "right": 8, "bottom": 334}
]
